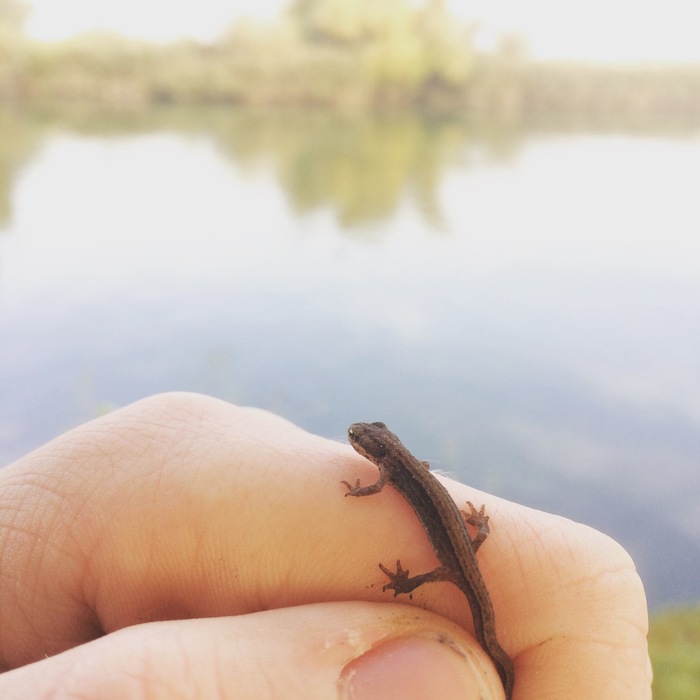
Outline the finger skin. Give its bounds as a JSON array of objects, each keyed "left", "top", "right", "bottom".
[
  {"left": 0, "top": 393, "right": 651, "bottom": 697},
  {"left": 0, "top": 602, "right": 499, "bottom": 700}
]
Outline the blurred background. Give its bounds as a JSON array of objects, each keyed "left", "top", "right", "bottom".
[{"left": 1, "top": 1, "right": 699, "bottom": 692}]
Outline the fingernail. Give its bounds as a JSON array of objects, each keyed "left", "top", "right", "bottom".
[{"left": 340, "top": 634, "right": 496, "bottom": 700}]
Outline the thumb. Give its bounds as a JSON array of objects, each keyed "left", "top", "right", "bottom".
[{"left": 0, "top": 601, "right": 506, "bottom": 700}]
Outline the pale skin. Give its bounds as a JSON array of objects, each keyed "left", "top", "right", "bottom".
[{"left": 0, "top": 393, "right": 651, "bottom": 699}]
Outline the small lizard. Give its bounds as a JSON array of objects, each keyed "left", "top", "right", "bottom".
[{"left": 343, "top": 421, "right": 514, "bottom": 699}]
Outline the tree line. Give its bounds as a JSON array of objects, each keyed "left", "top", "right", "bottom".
[{"left": 2, "top": 0, "right": 700, "bottom": 120}]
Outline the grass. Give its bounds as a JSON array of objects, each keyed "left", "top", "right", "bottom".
[{"left": 649, "top": 605, "right": 700, "bottom": 699}]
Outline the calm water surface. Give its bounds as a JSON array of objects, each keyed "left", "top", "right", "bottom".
[{"left": 1, "top": 108, "right": 699, "bottom": 608}]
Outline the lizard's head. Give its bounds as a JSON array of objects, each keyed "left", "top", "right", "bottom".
[{"left": 348, "top": 421, "right": 391, "bottom": 460}]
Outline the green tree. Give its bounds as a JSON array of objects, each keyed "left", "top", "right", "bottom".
[
  {"left": 288, "top": 0, "right": 413, "bottom": 45},
  {"left": 286, "top": 0, "right": 474, "bottom": 95},
  {"left": 0, "top": 0, "right": 29, "bottom": 100},
  {"left": 415, "top": 0, "right": 473, "bottom": 86},
  {"left": 0, "top": 0, "right": 28, "bottom": 34}
]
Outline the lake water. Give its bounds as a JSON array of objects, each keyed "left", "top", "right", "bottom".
[{"left": 1, "top": 107, "right": 699, "bottom": 609}]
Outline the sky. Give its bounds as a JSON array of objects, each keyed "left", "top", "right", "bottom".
[{"left": 24, "top": 0, "right": 700, "bottom": 62}]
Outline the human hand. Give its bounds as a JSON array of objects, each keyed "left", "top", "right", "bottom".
[{"left": 0, "top": 393, "right": 651, "bottom": 698}]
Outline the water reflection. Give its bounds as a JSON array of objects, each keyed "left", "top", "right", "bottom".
[
  {"left": 1, "top": 106, "right": 700, "bottom": 609},
  {"left": 0, "top": 106, "right": 526, "bottom": 231},
  {"left": 0, "top": 109, "right": 45, "bottom": 226},
  {"left": 215, "top": 111, "right": 513, "bottom": 228}
]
